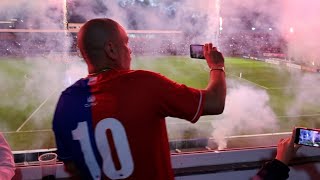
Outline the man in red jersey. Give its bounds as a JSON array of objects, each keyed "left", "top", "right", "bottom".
[{"left": 52, "top": 18, "right": 226, "bottom": 180}]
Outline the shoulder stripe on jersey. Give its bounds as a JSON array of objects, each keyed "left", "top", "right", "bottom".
[{"left": 191, "top": 90, "right": 202, "bottom": 123}]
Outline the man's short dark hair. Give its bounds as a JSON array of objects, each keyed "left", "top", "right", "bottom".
[{"left": 77, "top": 18, "right": 120, "bottom": 63}]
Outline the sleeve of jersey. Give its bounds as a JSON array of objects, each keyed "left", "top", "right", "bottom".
[
  {"left": 52, "top": 95, "right": 74, "bottom": 162},
  {"left": 154, "top": 73, "right": 205, "bottom": 123}
]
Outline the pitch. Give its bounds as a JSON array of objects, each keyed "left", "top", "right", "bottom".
[{"left": 1, "top": 56, "right": 320, "bottom": 151}]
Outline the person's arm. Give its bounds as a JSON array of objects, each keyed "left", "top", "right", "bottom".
[
  {"left": 202, "top": 43, "right": 227, "bottom": 115},
  {"left": 150, "top": 43, "right": 225, "bottom": 122},
  {"left": 0, "top": 133, "right": 15, "bottom": 180},
  {"left": 253, "top": 128, "right": 301, "bottom": 180}
]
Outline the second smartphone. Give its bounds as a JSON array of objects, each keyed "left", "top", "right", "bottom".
[{"left": 294, "top": 127, "right": 320, "bottom": 148}]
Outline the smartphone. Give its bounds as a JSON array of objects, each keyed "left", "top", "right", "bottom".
[
  {"left": 190, "top": 44, "right": 205, "bottom": 59},
  {"left": 294, "top": 127, "right": 320, "bottom": 147}
]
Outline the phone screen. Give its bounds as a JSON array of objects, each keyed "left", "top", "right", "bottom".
[
  {"left": 190, "top": 44, "right": 205, "bottom": 59},
  {"left": 295, "top": 128, "right": 320, "bottom": 147}
]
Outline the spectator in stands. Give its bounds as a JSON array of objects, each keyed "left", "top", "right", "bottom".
[
  {"left": 253, "top": 128, "right": 301, "bottom": 180},
  {"left": 52, "top": 18, "right": 226, "bottom": 179},
  {"left": 0, "top": 132, "right": 15, "bottom": 180}
]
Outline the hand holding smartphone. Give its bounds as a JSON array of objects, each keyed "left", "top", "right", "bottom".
[{"left": 294, "top": 127, "right": 320, "bottom": 147}]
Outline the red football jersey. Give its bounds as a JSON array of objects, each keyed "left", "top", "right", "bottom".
[{"left": 53, "top": 69, "right": 205, "bottom": 180}]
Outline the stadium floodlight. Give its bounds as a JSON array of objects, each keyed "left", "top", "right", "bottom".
[{"left": 290, "top": 27, "right": 294, "bottom": 33}]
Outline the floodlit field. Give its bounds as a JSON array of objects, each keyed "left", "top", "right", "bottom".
[{"left": 1, "top": 56, "right": 320, "bottom": 151}]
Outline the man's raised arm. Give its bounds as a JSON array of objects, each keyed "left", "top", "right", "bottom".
[{"left": 202, "top": 43, "right": 226, "bottom": 115}]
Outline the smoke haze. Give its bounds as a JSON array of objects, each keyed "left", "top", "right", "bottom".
[
  {"left": 280, "top": 0, "right": 320, "bottom": 65},
  {"left": 211, "top": 81, "right": 279, "bottom": 150},
  {"left": 1, "top": 0, "right": 320, "bottom": 150}
]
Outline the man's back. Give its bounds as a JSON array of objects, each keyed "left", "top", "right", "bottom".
[{"left": 53, "top": 69, "right": 204, "bottom": 179}]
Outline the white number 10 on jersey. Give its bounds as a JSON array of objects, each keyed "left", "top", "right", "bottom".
[{"left": 72, "top": 118, "right": 134, "bottom": 179}]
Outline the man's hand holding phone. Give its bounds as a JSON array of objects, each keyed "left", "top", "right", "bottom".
[
  {"left": 190, "top": 43, "right": 226, "bottom": 116},
  {"left": 203, "top": 43, "right": 224, "bottom": 70}
]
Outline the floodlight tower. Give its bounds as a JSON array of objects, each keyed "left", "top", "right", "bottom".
[
  {"left": 61, "top": 0, "right": 74, "bottom": 85},
  {"left": 215, "top": 0, "right": 222, "bottom": 48},
  {"left": 195, "top": 0, "right": 221, "bottom": 48},
  {"left": 62, "top": 0, "right": 69, "bottom": 53},
  {"left": 62, "top": 0, "right": 68, "bottom": 30}
]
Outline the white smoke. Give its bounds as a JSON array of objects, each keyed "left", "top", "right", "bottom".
[
  {"left": 211, "top": 82, "right": 279, "bottom": 150},
  {"left": 1, "top": 0, "right": 320, "bottom": 151},
  {"left": 279, "top": 0, "right": 320, "bottom": 65},
  {"left": 278, "top": 1, "right": 320, "bottom": 127},
  {"left": 208, "top": 0, "right": 320, "bottom": 150},
  {"left": 286, "top": 74, "right": 320, "bottom": 117},
  {"left": 0, "top": 0, "right": 73, "bottom": 135}
]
